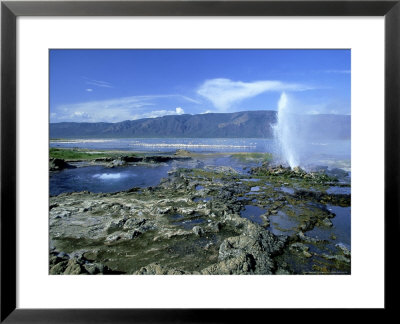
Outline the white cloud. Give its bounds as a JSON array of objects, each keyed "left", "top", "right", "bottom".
[
  {"left": 73, "top": 111, "right": 91, "bottom": 119},
  {"left": 197, "top": 78, "right": 312, "bottom": 111},
  {"left": 135, "top": 107, "right": 185, "bottom": 119},
  {"left": 51, "top": 95, "right": 192, "bottom": 122},
  {"left": 85, "top": 88, "right": 93, "bottom": 92},
  {"left": 175, "top": 107, "right": 184, "bottom": 115}
]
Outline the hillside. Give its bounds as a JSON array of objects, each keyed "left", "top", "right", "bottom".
[{"left": 50, "top": 110, "right": 350, "bottom": 139}]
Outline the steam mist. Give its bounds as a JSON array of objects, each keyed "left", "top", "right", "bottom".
[
  {"left": 272, "top": 92, "right": 300, "bottom": 168},
  {"left": 272, "top": 92, "right": 351, "bottom": 170}
]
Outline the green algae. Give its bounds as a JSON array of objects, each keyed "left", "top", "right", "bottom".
[
  {"left": 231, "top": 152, "right": 273, "bottom": 163},
  {"left": 50, "top": 147, "right": 140, "bottom": 161}
]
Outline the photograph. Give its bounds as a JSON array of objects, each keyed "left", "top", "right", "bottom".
[{"left": 48, "top": 49, "right": 351, "bottom": 275}]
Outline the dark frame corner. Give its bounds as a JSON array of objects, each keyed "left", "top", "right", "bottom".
[{"left": 1, "top": 1, "right": 399, "bottom": 322}]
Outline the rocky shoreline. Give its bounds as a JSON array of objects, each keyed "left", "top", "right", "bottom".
[
  {"left": 49, "top": 150, "right": 191, "bottom": 171},
  {"left": 49, "top": 159, "right": 351, "bottom": 275}
]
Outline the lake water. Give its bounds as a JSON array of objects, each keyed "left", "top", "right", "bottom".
[
  {"left": 50, "top": 138, "right": 350, "bottom": 162},
  {"left": 50, "top": 164, "right": 172, "bottom": 196},
  {"left": 50, "top": 138, "right": 351, "bottom": 195}
]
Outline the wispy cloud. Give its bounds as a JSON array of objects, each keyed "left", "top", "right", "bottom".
[
  {"left": 83, "top": 77, "right": 113, "bottom": 88},
  {"left": 322, "top": 70, "right": 351, "bottom": 74},
  {"left": 51, "top": 95, "right": 192, "bottom": 122},
  {"left": 180, "top": 96, "right": 202, "bottom": 105},
  {"left": 197, "top": 78, "right": 312, "bottom": 111}
]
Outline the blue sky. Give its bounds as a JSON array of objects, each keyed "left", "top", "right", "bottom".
[{"left": 50, "top": 49, "right": 350, "bottom": 123}]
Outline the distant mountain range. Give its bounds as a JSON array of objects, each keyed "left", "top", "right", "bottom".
[{"left": 50, "top": 110, "right": 350, "bottom": 139}]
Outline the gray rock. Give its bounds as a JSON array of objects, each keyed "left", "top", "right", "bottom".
[
  {"left": 289, "top": 242, "right": 312, "bottom": 258},
  {"left": 123, "top": 218, "right": 146, "bottom": 230},
  {"left": 134, "top": 263, "right": 185, "bottom": 275},
  {"left": 321, "top": 218, "right": 333, "bottom": 227},
  {"left": 49, "top": 261, "right": 68, "bottom": 274},
  {"left": 211, "top": 222, "right": 222, "bottom": 232},
  {"left": 52, "top": 210, "right": 71, "bottom": 219},
  {"left": 105, "top": 232, "right": 122, "bottom": 243},
  {"left": 105, "top": 230, "right": 141, "bottom": 244},
  {"left": 201, "top": 253, "right": 255, "bottom": 275},
  {"left": 192, "top": 226, "right": 204, "bottom": 236},
  {"left": 107, "top": 159, "right": 126, "bottom": 168},
  {"left": 83, "top": 263, "right": 105, "bottom": 275},
  {"left": 49, "top": 158, "right": 76, "bottom": 171},
  {"left": 63, "top": 259, "right": 85, "bottom": 275},
  {"left": 216, "top": 229, "right": 285, "bottom": 274},
  {"left": 322, "top": 253, "right": 350, "bottom": 263},
  {"left": 336, "top": 243, "right": 351, "bottom": 257},
  {"left": 106, "top": 218, "right": 126, "bottom": 234}
]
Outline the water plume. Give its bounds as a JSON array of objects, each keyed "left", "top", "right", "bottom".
[{"left": 272, "top": 92, "right": 300, "bottom": 168}]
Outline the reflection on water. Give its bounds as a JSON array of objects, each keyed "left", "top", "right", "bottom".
[
  {"left": 307, "top": 205, "right": 351, "bottom": 248},
  {"left": 268, "top": 211, "right": 299, "bottom": 236},
  {"left": 326, "top": 186, "right": 351, "bottom": 195},
  {"left": 50, "top": 165, "right": 170, "bottom": 196},
  {"left": 240, "top": 205, "right": 266, "bottom": 225},
  {"left": 93, "top": 173, "right": 129, "bottom": 180}
]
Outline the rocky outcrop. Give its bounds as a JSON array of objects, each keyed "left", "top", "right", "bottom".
[
  {"left": 174, "top": 149, "right": 192, "bottom": 156},
  {"left": 49, "top": 158, "right": 76, "bottom": 171},
  {"left": 49, "top": 166, "right": 350, "bottom": 275},
  {"left": 134, "top": 263, "right": 187, "bottom": 275},
  {"left": 250, "top": 164, "right": 339, "bottom": 184},
  {"left": 106, "top": 155, "right": 188, "bottom": 168},
  {"left": 204, "top": 229, "right": 287, "bottom": 275},
  {"left": 49, "top": 251, "right": 123, "bottom": 275}
]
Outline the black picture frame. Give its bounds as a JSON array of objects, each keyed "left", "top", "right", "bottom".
[{"left": 1, "top": 0, "right": 399, "bottom": 322}]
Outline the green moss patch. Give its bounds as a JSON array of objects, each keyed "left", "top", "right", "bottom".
[
  {"left": 231, "top": 152, "right": 273, "bottom": 163},
  {"left": 50, "top": 148, "right": 140, "bottom": 161}
]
